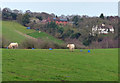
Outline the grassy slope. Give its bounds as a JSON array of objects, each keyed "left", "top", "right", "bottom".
[
  {"left": 27, "top": 32, "right": 64, "bottom": 44},
  {"left": 2, "top": 49, "right": 118, "bottom": 81},
  {"left": 2, "top": 21, "right": 34, "bottom": 43},
  {"left": 2, "top": 21, "right": 64, "bottom": 44}
]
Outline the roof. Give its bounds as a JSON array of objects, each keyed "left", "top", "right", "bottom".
[
  {"left": 93, "top": 24, "right": 114, "bottom": 29},
  {"left": 46, "top": 17, "right": 68, "bottom": 22},
  {"left": 59, "top": 18, "right": 67, "bottom": 21},
  {"left": 106, "top": 25, "right": 113, "bottom": 29}
]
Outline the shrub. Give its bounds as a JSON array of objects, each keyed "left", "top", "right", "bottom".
[
  {"left": 40, "top": 41, "right": 52, "bottom": 49},
  {"left": 2, "top": 37, "right": 10, "bottom": 48},
  {"left": 20, "top": 39, "right": 42, "bottom": 49},
  {"left": 20, "top": 39, "right": 66, "bottom": 49},
  {"left": 90, "top": 37, "right": 118, "bottom": 49},
  {"left": 60, "top": 44, "right": 67, "bottom": 49},
  {"left": 70, "top": 33, "right": 81, "bottom": 39}
]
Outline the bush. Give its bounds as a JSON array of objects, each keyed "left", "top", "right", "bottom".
[
  {"left": 90, "top": 37, "right": 118, "bottom": 49},
  {"left": 20, "top": 39, "right": 67, "bottom": 49},
  {"left": 40, "top": 41, "right": 52, "bottom": 49},
  {"left": 2, "top": 37, "right": 10, "bottom": 48},
  {"left": 20, "top": 39, "right": 42, "bottom": 49},
  {"left": 60, "top": 44, "right": 67, "bottom": 49},
  {"left": 52, "top": 43, "right": 67, "bottom": 49},
  {"left": 40, "top": 42, "right": 67, "bottom": 49},
  {"left": 70, "top": 33, "right": 81, "bottom": 39}
]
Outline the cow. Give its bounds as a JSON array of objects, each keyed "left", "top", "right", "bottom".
[
  {"left": 67, "top": 44, "right": 75, "bottom": 52},
  {"left": 39, "top": 31, "right": 41, "bottom": 33},
  {"left": 8, "top": 43, "right": 18, "bottom": 49}
]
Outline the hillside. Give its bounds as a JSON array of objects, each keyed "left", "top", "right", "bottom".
[
  {"left": 2, "top": 21, "right": 35, "bottom": 43},
  {"left": 2, "top": 21, "right": 64, "bottom": 44},
  {"left": 27, "top": 32, "right": 64, "bottom": 44}
]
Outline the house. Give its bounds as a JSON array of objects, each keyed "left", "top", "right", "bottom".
[
  {"left": 45, "top": 17, "right": 68, "bottom": 25},
  {"left": 106, "top": 25, "right": 114, "bottom": 33},
  {"left": 92, "top": 24, "right": 114, "bottom": 36},
  {"left": 55, "top": 18, "right": 68, "bottom": 25}
]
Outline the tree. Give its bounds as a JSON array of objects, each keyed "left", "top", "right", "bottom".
[
  {"left": 56, "top": 15, "right": 58, "bottom": 18},
  {"left": 2, "top": 12, "right": 10, "bottom": 20},
  {"left": 58, "top": 27, "right": 64, "bottom": 34},
  {"left": 36, "top": 16, "right": 43, "bottom": 21},
  {"left": 72, "top": 16, "right": 79, "bottom": 26},
  {"left": 48, "top": 21, "right": 58, "bottom": 29},
  {"left": 71, "top": 33, "right": 81, "bottom": 39},
  {"left": 62, "top": 29, "right": 74, "bottom": 39},
  {"left": 2, "top": 8, "right": 12, "bottom": 20},
  {"left": 11, "top": 13, "right": 17, "bottom": 20},
  {"left": 2, "top": 8, "right": 18, "bottom": 20},
  {"left": 17, "top": 14, "right": 23, "bottom": 24},
  {"left": 83, "top": 35, "right": 95, "bottom": 46},
  {"left": 100, "top": 13, "right": 104, "bottom": 19},
  {"left": 67, "top": 18, "right": 69, "bottom": 21},
  {"left": 22, "top": 13, "right": 30, "bottom": 26}
]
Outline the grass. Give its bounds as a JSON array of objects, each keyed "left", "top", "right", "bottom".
[
  {"left": 27, "top": 32, "right": 64, "bottom": 44},
  {"left": 2, "top": 21, "right": 35, "bottom": 43},
  {"left": 2, "top": 48, "right": 118, "bottom": 81},
  {"left": 2, "top": 21, "right": 64, "bottom": 44}
]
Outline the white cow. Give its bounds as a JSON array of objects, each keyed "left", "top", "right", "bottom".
[
  {"left": 8, "top": 43, "right": 18, "bottom": 49},
  {"left": 67, "top": 44, "right": 75, "bottom": 52},
  {"left": 39, "top": 31, "right": 41, "bottom": 33}
]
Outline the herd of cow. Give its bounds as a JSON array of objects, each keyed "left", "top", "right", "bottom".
[{"left": 7, "top": 43, "right": 75, "bottom": 52}]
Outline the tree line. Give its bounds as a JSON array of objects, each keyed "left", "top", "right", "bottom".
[{"left": 2, "top": 7, "right": 119, "bottom": 48}]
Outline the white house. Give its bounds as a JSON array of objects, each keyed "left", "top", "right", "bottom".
[
  {"left": 92, "top": 24, "right": 114, "bottom": 36},
  {"left": 107, "top": 25, "right": 114, "bottom": 33}
]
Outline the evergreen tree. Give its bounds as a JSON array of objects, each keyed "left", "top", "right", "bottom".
[
  {"left": 22, "top": 13, "right": 30, "bottom": 26},
  {"left": 36, "top": 16, "right": 43, "bottom": 21},
  {"left": 72, "top": 16, "right": 79, "bottom": 26},
  {"left": 100, "top": 13, "right": 104, "bottom": 19}
]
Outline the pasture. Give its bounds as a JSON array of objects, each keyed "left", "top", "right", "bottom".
[
  {"left": 2, "top": 49, "right": 118, "bottom": 81},
  {"left": 2, "top": 21, "right": 34, "bottom": 43},
  {"left": 27, "top": 32, "right": 64, "bottom": 44},
  {"left": 2, "top": 21, "right": 64, "bottom": 44}
]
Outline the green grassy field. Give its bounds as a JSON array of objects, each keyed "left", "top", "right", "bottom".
[
  {"left": 27, "top": 32, "right": 64, "bottom": 44},
  {"left": 2, "top": 21, "right": 35, "bottom": 43},
  {"left": 2, "top": 48, "right": 118, "bottom": 81},
  {"left": 2, "top": 21, "right": 64, "bottom": 44}
]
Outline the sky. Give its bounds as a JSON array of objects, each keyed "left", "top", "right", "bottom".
[
  {"left": 0, "top": 0, "right": 119, "bottom": 2},
  {"left": 1, "top": 2, "right": 118, "bottom": 16}
]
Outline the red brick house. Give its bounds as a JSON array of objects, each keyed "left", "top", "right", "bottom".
[{"left": 47, "top": 17, "right": 68, "bottom": 25}]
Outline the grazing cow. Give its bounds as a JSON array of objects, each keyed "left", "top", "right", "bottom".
[
  {"left": 67, "top": 44, "right": 75, "bottom": 52},
  {"left": 8, "top": 43, "right": 18, "bottom": 49}
]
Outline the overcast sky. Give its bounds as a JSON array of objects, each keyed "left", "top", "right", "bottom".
[
  {"left": 1, "top": 2, "right": 118, "bottom": 16},
  {"left": 0, "top": 0, "right": 119, "bottom": 2}
]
